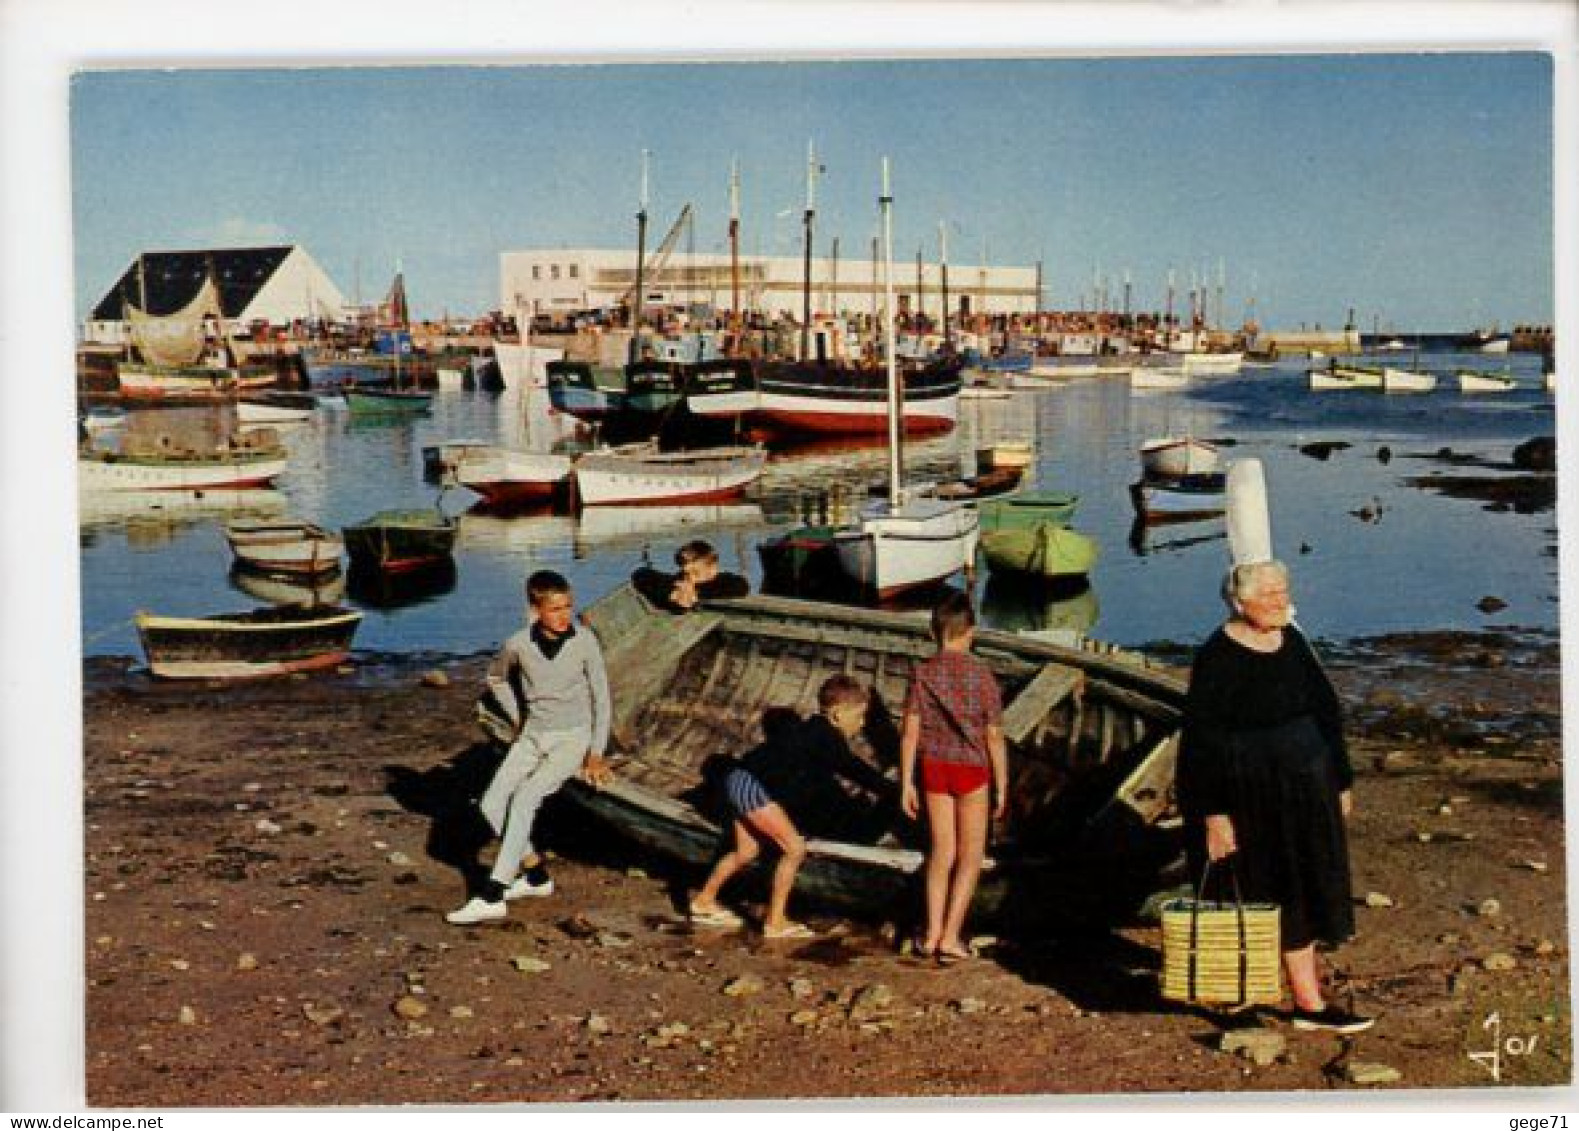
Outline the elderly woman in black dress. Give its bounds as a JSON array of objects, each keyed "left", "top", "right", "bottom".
[{"left": 1178, "top": 560, "right": 1373, "bottom": 1033}]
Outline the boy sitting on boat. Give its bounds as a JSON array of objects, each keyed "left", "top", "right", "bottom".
[
  {"left": 631, "top": 539, "right": 750, "bottom": 614},
  {"left": 688, "top": 674, "right": 893, "bottom": 938},
  {"left": 447, "top": 569, "right": 613, "bottom": 926}
]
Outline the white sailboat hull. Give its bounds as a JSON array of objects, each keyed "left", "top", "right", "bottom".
[
  {"left": 78, "top": 451, "right": 288, "bottom": 491},
  {"left": 1382, "top": 367, "right": 1438, "bottom": 394},
  {"left": 1456, "top": 371, "right": 1517, "bottom": 394},
  {"left": 832, "top": 498, "right": 980, "bottom": 598},
  {"left": 574, "top": 444, "right": 767, "bottom": 506},
  {"left": 454, "top": 446, "right": 575, "bottom": 505}
]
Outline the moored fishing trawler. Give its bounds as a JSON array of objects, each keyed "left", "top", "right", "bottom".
[{"left": 451, "top": 445, "right": 576, "bottom": 507}]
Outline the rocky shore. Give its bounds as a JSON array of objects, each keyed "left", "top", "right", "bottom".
[{"left": 83, "top": 629, "right": 1567, "bottom": 1105}]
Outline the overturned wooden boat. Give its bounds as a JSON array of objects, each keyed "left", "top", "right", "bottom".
[
  {"left": 479, "top": 584, "right": 1188, "bottom": 924},
  {"left": 135, "top": 605, "right": 362, "bottom": 679}
]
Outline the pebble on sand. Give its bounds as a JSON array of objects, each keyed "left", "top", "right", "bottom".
[
  {"left": 1476, "top": 899, "right": 1503, "bottom": 917},
  {"left": 512, "top": 956, "right": 552, "bottom": 974},
  {"left": 1220, "top": 1029, "right": 1286, "bottom": 1067},
  {"left": 1346, "top": 1062, "right": 1402, "bottom": 1086},
  {"left": 177, "top": 1006, "right": 197, "bottom": 1026},
  {"left": 1364, "top": 892, "right": 1395, "bottom": 908},
  {"left": 723, "top": 975, "right": 764, "bottom": 997},
  {"left": 1483, "top": 953, "right": 1518, "bottom": 972},
  {"left": 236, "top": 953, "right": 259, "bottom": 971},
  {"left": 393, "top": 996, "right": 429, "bottom": 1020},
  {"left": 420, "top": 670, "right": 451, "bottom": 689},
  {"left": 303, "top": 1004, "right": 345, "bottom": 1026}
]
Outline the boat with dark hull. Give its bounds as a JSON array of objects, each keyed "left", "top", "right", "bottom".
[
  {"left": 135, "top": 605, "right": 362, "bottom": 680},
  {"left": 478, "top": 584, "right": 1188, "bottom": 924},
  {"left": 342, "top": 509, "right": 458, "bottom": 574}
]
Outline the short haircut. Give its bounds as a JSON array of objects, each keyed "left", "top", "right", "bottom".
[
  {"left": 1222, "top": 560, "right": 1289, "bottom": 609},
  {"left": 527, "top": 569, "right": 572, "bottom": 605},
  {"left": 675, "top": 540, "right": 719, "bottom": 569},
  {"left": 930, "top": 590, "right": 976, "bottom": 643},
  {"left": 818, "top": 673, "right": 870, "bottom": 712}
]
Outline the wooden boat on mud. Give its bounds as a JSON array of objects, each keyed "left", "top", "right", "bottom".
[
  {"left": 135, "top": 605, "right": 362, "bottom": 679},
  {"left": 342, "top": 509, "right": 458, "bottom": 574},
  {"left": 479, "top": 584, "right": 1188, "bottom": 924}
]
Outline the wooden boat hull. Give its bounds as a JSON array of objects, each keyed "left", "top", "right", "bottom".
[
  {"left": 1382, "top": 367, "right": 1438, "bottom": 394},
  {"left": 574, "top": 444, "right": 766, "bottom": 506},
  {"left": 116, "top": 362, "right": 239, "bottom": 400},
  {"left": 342, "top": 511, "right": 458, "bottom": 574},
  {"left": 685, "top": 357, "right": 962, "bottom": 438},
  {"left": 1180, "top": 352, "right": 1243, "bottom": 376},
  {"left": 1140, "top": 437, "right": 1220, "bottom": 480},
  {"left": 1129, "top": 367, "right": 1189, "bottom": 391},
  {"left": 1456, "top": 370, "right": 1517, "bottom": 394},
  {"left": 480, "top": 585, "right": 1188, "bottom": 924},
  {"left": 344, "top": 389, "right": 433, "bottom": 415},
  {"left": 224, "top": 519, "right": 343, "bottom": 577},
  {"left": 977, "top": 491, "right": 1080, "bottom": 532},
  {"left": 135, "top": 606, "right": 361, "bottom": 680},
  {"left": 453, "top": 447, "right": 574, "bottom": 506},
  {"left": 78, "top": 449, "right": 287, "bottom": 491},
  {"left": 980, "top": 523, "right": 1099, "bottom": 581}
]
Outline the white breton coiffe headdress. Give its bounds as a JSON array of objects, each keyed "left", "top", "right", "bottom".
[{"left": 1225, "top": 458, "right": 1273, "bottom": 567}]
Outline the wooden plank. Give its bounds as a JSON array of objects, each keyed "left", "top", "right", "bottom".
[{"left": 1000, "top": 662, "right": 1084, "bottom": 746}]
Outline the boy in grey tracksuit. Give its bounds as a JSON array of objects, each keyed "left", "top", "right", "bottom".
[{"left": 447, "top": 570, "right": 612, "bottom": 926}]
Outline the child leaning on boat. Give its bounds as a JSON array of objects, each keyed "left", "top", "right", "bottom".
[
  {"left": 689, "top": 674, "right": 892, "bottom": 938},
  {"left": 447, "top": 569, "right": 614, "bottom": 926},
  {"left": 900, "top": 591, "right": 1009, "bottom": 965}
]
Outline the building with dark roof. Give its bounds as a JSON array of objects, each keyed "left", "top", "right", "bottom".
[{"left": 83, "top": 245, "right": 349, "bottom": 344}]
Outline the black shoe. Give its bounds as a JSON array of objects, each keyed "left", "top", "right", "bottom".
[{"left": 1291, "top": 1004, "right": 1375, "bottom": 1033}]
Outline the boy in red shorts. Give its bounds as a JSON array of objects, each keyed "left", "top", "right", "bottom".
[{"left": 899, "top": 591, "right": 1008, "bottom": 964}]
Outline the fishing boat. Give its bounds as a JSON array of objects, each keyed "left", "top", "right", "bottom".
[
  {"left": 237, "top": 398, "right": 314, "bottom": 425},
  {"left": 451, "top": 445, "right": 576, "bottom": 507},
  {"left": 979, "top": 522, "right": 1099, "bottom": 581},
  {"left": 134, "top": 605, "right": 362, "bottom": 680},
  {"left": 78, "top": 445, "right": 288, "bottom": 492},
  {"left": 1456, "top": 369, "right": 1518, "bottom": 394},
  {"left": 223, "top": 518, "right": 344, "bottom": 577},
  {"left": 977, "top": 441, "right": 1035, "bottom": 472},
  {"left": 573, "top": 442, "right": 766, "bottom": 506},
  {"left": 1180, "top": 352, "right": 1243, "bottom": 377},
  {"left": 422, "top": 439, "right": 496, "bottom": 482},
  {"left": 1022, "top": 360, "right": 1100, "bottom": 381},
  {"left": 1478, "top": 335, "right": 1511, "bottom": 355},
  {"left": 1129, "top": 366, "right": 1189, "bottom": 391},
  {"left": 546, "top": 361, "right": 629, "bottom": 423},
  {"left": 1140, "top": 437, "right": 1220, "bottom": 480},
  {"left": 976, "top": 490, "right": 1080, "bottom": 532},
  {"left": 342, "top": 509, "right": 458, "bottom": 574},
  {"left": 1308, "top": 359, "right": 1385, "bottom": 390},
  {"left": 1381, "top": 366, "right": 1438, "bottom": 394},
  {"left": 1129, "top": 473, "right": 1228, "bottom": 524},
  {"left": 477, "top": 582, "right": 1187, "bottom": 924},
  {"left": 344, "top": 386, "right": 433, "bottom": 416},
  {"left": 114, "top": 262, "right": 273, "bottom": 399}
]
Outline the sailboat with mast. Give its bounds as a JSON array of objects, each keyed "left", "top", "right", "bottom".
[
  {"left": 830, "top": 160, "right": 978, "bottom": 599},
  {"left": 342, "top": 270, "right": 434, "bottom": 415},
  {"left": 683, "top": 145, "right": 964, "bottom": 440},
  {"left": 116, "top": 255, "right": 242, "bottom": 400}
]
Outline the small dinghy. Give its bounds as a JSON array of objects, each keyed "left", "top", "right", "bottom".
[{"left": 135, "top": 605, "right": 362, "bottom": 679}]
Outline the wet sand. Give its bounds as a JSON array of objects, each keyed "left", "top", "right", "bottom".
[{"left": 83, "top": 630, "right": 1567, "bottom": 1104}]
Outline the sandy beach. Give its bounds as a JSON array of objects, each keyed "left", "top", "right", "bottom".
[{"left": 80, "top": 625, "right": 1566, "bottom": 1105}]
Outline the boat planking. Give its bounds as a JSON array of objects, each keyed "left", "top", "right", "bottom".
[
  {"left": 135, "top": 605, "right": 362, "bottom": 680},
  {"left": 480, "top": 583, "right": 1188, "bottom": 925}
]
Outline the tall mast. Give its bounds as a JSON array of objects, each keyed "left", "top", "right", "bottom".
[
  {"left": 939, "top": 221, "right": 951, "bottom": 350},
  {"left": 914, "top": 247, "right": 924, "bottom": 334},
  {"left": 881, "top": 158, "right": 902, "bottom": 509},
  {"left": 728, "top": 157, "right": 741, "bottom": 334},
  {"left": 869, "top": 236, "right": 879, "bottom": 356},
  {"left": 829, "top": 237, "right": 840, "bottom": 327},
  {"left": 631, "top": 149, "right": 650, "bottom": 364},
  {"left": 801, "top": 140, "right": 816, "bottom": 361}
]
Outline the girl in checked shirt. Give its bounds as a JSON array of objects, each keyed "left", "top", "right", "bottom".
[{"left": 899, "top": 591, "right": 1009, "bottom": 964}]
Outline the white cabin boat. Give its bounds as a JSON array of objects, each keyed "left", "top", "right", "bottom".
[
  {"left": 1456, "top": 369, "right": 1517, "bottom": 394},
  {"left": 1382, "top": 366, "right": 1438, "bottom": 394}
]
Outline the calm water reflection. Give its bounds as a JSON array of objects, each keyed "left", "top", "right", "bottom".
[{"left": 78, "top": 352, "right": 1558, "bottom": 660}]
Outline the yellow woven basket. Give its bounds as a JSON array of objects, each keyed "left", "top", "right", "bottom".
[{"left": 1160, "top": 892, "right": 1282, "bottom": 1006}]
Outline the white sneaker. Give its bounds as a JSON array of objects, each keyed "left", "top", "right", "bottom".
[
  {"left": 445, "top": 896, "right": 507, "bottom": 925},
  {"left": 504, "top": 875, "right": 555, "bottom": 900}
]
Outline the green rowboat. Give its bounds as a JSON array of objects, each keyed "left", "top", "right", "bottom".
[
  {"left": 976, "top": 490, "right": 1080, "bottom": 532},
  {"left": 980, "top": 521, "right": 1099, "bottom": 581}
]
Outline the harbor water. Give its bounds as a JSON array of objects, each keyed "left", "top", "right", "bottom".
[{"left": 78, "top": 351, "right": 1558, "bottom": 662}]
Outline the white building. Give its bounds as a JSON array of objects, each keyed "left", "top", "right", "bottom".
[
  {"left": 499, "top": 248, "right": 1039, "bottom": 327},
  {"left": 83, "top": 245, "right": 349, "bottom": 345}
]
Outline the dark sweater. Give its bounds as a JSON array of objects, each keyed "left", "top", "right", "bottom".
[
  {"left": 738, "top": 714, "right": 891, "bottom": 834},
  {"left": 632, "top": 566, "right": 751, "bottom": 613},
  {"left": 1177, "top": 625, "right": 1352, "bottom": 818}
]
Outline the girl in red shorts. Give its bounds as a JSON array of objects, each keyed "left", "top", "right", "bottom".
[{"left": 899, "top": 591, "right": 1008, "bottom": 964}]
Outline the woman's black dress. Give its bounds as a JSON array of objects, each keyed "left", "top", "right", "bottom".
[{"left": 1177, "top": 626, "right": 1355, "bottom": 951}]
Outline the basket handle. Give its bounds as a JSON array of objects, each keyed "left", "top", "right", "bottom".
[{"left": 1187, "top": 857, "right": 1251, "bottom": 1005}]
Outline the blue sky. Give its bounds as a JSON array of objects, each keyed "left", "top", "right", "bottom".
[{"left": 71, "top": 54, "right": 1553, "bottom": 331}]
